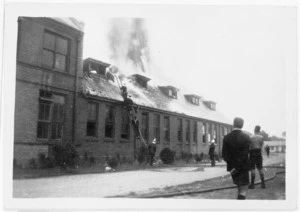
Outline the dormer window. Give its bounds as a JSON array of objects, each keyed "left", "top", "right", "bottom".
[
  {"left": 185, "top": 94, "right": 201, "bottom": 105},
  {"left": 131, "top": 74, "right": 151, "bottom": 89},
  {"left": 159, "top": 86, "right": 178, "bottom": 99},
  {"left": 83, "top": 58, "right": 114, "bottom": 82},
  {"left": 168, "top": 89, "right": 173, "bottom": 97},
  {"left": 204, "top": 101, "right": 217, "bottom": 111}
]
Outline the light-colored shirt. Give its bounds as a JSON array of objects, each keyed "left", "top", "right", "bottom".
[{"left": 250, "top": 134, "right": 264, "bottom": 150}]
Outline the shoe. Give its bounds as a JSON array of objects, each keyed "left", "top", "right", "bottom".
[
  {"left": 261, "top": 183, "right": 266, "bottom": 189},
  {"left": 248, "top": 184, "right": 255, "bottom": 189}
]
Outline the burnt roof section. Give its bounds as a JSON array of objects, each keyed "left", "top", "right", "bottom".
[
  {"left": 83, "top": 58, "right": 114, "bottom": 82},
  {"left": 84, "top": 58, "right": 111, "bottom": 67},
  {"left": 81, "top": 74, "right": 231, "bottom": 125},
  {"left": 130, "top": 74, "right": 151, "bottom": 88},
  {"left": 130, "top": 74, "right": 151, "bottom": 82}
]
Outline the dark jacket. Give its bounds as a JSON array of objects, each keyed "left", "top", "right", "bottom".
[
  {"left": 148, "top": 143, "right": 157, "bottom": 155},
  {"left": 222, "top": 129, "right": 251, "bottom": 172},
  {"left": 209, "top": 144, "right": 215, "bottom": 156}
]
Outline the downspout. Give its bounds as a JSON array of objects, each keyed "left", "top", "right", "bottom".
[{"left": 72, "top": 35, "right": 82, "bottom": 144}]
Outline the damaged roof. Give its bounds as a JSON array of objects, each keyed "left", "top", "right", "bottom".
[{"left": 81, "top": 73, "right": 232, "bottom": 125}]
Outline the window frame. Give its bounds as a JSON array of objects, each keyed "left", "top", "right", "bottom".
[
  {"left": 141, "top": 112, "right": 149, "bottom": 141},
  {"left": 153, "top": 113, "right": 160, "bottom": 143},
  {"left": 86, "top": 102, "right": 98, "bottom": 137},
  {"left": 120, "top": 107, "right": 130, "bottom": 140},
  {"left": 202, "top": 123, "right": 207, "bottom": 143},
  {"left": 42, "top": 30, "right": 70, "bottom": 72},
  {"left": 105, "top": 105, "right": 115, "bottom": 139},
  {"left": 177, "top": 118, "right": 183, "bottom": 142},
  {"left": 193, "top": 121, "right": 197, "bottom": 143},
  {"left": 185, "top": 120, "right": 190, "bottom": 143},
  {"left": 37, "top": 90, "right": 65, "bottom": 141},
  {"left": 163, "top": 116, "right": 170, "bottom": 142}
]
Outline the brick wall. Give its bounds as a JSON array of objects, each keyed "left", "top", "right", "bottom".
[
  {"left": 17, "top": 17, "right": 83, "bottom": 77},
  {"left": 14, "top": 144, "right": 49, "bottom": 168},
  {"left": 14, "top": 17, "right": 83, "bottom": 164},
  {"left": 75, "top": 95, "right": 228, "bottom": 162}
]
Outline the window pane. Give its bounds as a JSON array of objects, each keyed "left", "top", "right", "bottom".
[
  {"left": 141, "top": 113, "right": 148, "bottom": 140},
  {"left": 121, "top": 110, "right": 130, "bottom": 139},
  {"left": 153, "top": 114, "right": 160, "bottom": 141},
  {"left": 105, "top": 106, "right": 114, "bottom": 138},
  {"left": 37, "top": 122, "right": 49, "bottom": 139},
  {"left": 193, "top": 122, "right": 197, "bottom": 142},
  {"left": 42, "top": 50, "right": 54, "bottom": 68},
  {"left": 52, "top": 104, "right": 58, "bottom": 121},
  {"left": 56, "top": 37, "right": 68, "bottom": 54},
  {"left": 105, "top": 106, "right": 114, "bottom": 121},
  {"left": 51, "top": 123, "right": 63, "bottom": 139},
  {"left": 43, "top": 32, "right": 55, "bottom": 50},
  {"left": 177, "top": 118, "right": 182, "bottom": 141},
  {"left": 105, "top": 123, "right": 114, "bottom": 138},
  {"left": 186, "top": 120, "right": 190, "bottom": 141},
  {"left": 55, "top": 54, "right": 66, "bottom": 71},
  {"left": 87, "top": 121, "right": 96, "bottom": 137},
  {"left": 39, "top": 102, "right": 51, "bottom": 121},
  {"left": 164, "top": 117, "right": 169, "bottom": 141}
]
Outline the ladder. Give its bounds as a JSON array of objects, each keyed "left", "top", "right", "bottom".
[{"left": 113, "top": 73, "right": 147, "bottom": 148}]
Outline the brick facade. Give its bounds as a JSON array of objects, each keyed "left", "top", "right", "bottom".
[{"left": 14, "top": 17, "right": 83, "bottom": 166}]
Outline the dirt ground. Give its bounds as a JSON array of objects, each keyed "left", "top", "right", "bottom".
[
  {"left": 13, "top": 153, "right": 285, "bottom": 198},
  {"left": 183, "top": 171, "right": 285, "bottom": 200}
]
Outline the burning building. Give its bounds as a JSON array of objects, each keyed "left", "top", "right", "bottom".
[{"left": 14, "top": 17, "right": 232, "bottom": 166}]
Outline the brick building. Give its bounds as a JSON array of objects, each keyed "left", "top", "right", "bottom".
[
  {"left": 14, "top": 17, "right": 232, "bottom": 166},
  {"left": 14, "top": 17, "right": 84, "bottom": 165}
]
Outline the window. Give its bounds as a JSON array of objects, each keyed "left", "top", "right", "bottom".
[
  {"left": 177, "top": 118, "right": 183, "bottom": 142},
  {"left": 185, "top": 120, "right": 190, "bottom": 142},
  {"left": 86, "top": 103, "right": 97, "bottom": 137},
  {"left": 42, "top": 31, "right": 69, "bottom": 72},
  {"left": 163, "top": 116, "right": 170, "bottom": 142},
  {"left": 37, "top": 91, "right": 65, "bottom": 140},
  {"left": 105, "top": 105, "right": 114, "bottom": 138},
  {"left": 207, "top": 124, "right": 211, "bottom": 142},
  {"left": 121, "top": 108, "right": 130, "bottom": 139},
  {"left": 202, "top": 124, "right": 206, "bottom": 143},
  {"left": 193, "top": 121, "right": 197, "bottom": 143},
  {"left": 153, "top": 114, "right": 160, "bottom": 142},
  {"left": 192, "top": 97, "right": 199, "bottom": 105},
  {"left": 168, "top": 89, "right": 177, "bottom": 99},
  {"left": 213, "top": 125, "right": 217, "bottom": 143},
  {"left": 141, "top": 113, "right": 149, "bottom": 141}
]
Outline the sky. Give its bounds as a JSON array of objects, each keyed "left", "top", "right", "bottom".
[{"left": 78, "top": 5, "right": 296, "bottom": 137}]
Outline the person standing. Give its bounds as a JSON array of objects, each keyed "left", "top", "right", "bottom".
[
  {"left": 265, "top": 145, "right": 270, "bottom": 158},
  {"left": 249, "top": 125, "right": 266, "bottom": 189},
  {"left": 209, "top": 139, "right": 216, "bottom": 167},
  {"left": 222, "top": 117, "right": 251, "bottom": 200},
  {"left": 148, "top": 138, "right": 157, "bottom": 166}
]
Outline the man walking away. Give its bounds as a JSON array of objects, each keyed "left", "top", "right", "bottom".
[
  {"left": 265, "top": 145, "right": 270, "bottom": 158},
  {"left": 148, "top": 138, "right": 157, "bottom": 166},
  {"left": 249, "top": 125, "right": 266, "bottom": 189},
  {"left": 222, "top": 117, "right": 251, "bottom": 200},
  {"left": 209, "top": 139, "right": 216, "bottom": 167}
]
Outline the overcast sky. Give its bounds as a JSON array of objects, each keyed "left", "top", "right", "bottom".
[{"left": 78, "top": 5, "right": 296, "bottom": 137}]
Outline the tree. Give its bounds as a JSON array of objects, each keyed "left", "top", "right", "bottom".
[{"left": 260, "top": 130, "right": 269, "bottom": 141}]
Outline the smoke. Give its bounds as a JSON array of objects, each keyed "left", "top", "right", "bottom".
[{"left": 108, "top": 18, "right": 151, "bottom": 74}]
